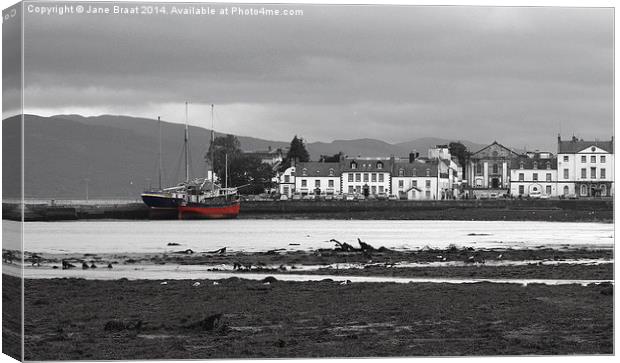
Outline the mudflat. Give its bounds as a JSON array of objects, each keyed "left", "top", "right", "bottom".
[{"left": 15, "top": 274, "right": 613, "bottom": 360}]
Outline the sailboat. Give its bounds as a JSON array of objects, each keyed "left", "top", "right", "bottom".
[{"left": 141, "top": 103, "right": 241, "bottom": 219}]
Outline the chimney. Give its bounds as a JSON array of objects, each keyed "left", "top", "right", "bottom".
[
  {"left": 268, "top": 146, "right": 272, "bottom": 152},
  {"left": 409, "top": 150, "right": 417, "bottom": 163}
]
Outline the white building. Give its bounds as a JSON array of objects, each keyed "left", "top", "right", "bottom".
[
  {"left": 341, "top": 157, "right": 393, "bottom": 196},
  {"left": 391, "top": 159, "right": 442, "bottom": 200},
  {"left": 277, "top": 162, "right": 342, "bottom": 197},
  {"left": 556, "top": 136, "right": 614, "bottom": 198},
  {"left": 509, "top": 152, "right": 558, "bottom": 197}
]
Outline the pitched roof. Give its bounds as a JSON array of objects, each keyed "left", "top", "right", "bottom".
[
  {"left": 341, "top": 157, "right": 393, "bottom": 172},
  {"left": 392, "top": 160, "right": 439, "bottom": 177},
  {"left": 510, "top": 157, "right": 557, "bottom": 170},
  {"left": 295, "top": 162, "right": 341, "bottom": 177},
  {"left": 471, "top": 141, "right": 521, "bottom": 158},
  {"left": 558, "top": 137, "right": 614, "bottom": 154}
]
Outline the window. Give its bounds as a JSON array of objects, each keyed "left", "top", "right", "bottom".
[
  {"left": 377, "top": 162, "right": 383, "bottom": 169},
  {"left": 533, "top": 162, "right": 538, "bottom": 170},
  {"left": 355, "top": 173, "right": 361, "bottom": 182},
  {"left": 492, "top": 163, "right": 498, "bottom": 173},
  {"left": 581, "top": 168, "right": 586, "bottom": 179},
  {"left": 348, "top": 174, "right": 353, "bottom": 182},
  {"left": 301, "top": 179, "right": 307, "bottom": 187},
  {"left": 518, "top": 185, "right": 524, "bottom": 195},
  {"left": 398, "top": 180, "right": 404, "bottom": 189},
  {"left": 284, "top": 175, "right": 290, "bottom": 183},
  {"left": 581, "top": 156, "right": 586, "bottom": 163},
  {"left": 426, "top": 169, "right": 430, "bottom": 176},
  {"left": 328, "top": 180, "right": 334, "bottom": 188},
  {"left": 563, "top": 155, "right": 569, "bottom": 162},
  {"left": 546, "top": 162, "right": 551, "bottom": 170},
  {"left": 601, "top": 168, "right": 606, "bottom": 179},
  {"left": 378, "top": 174, "right": 384, "bottom": 182},
  {"left": 348, "top": 186, "right": 354, "bottom": 193},
  {"left": 545, "top": 185, "right": 552, "bottom": 195},
  {"left": 379, "top": 186, "right": 384, "bottom": 193},
  {"left": 363, "top": 173, "right": 369, "bottom": 182},
  {"left": 519, "top": 162, "right": 524, "bottom": 169},
  {"left": 580, "top": 185, "right": 587, "bottom": 196},
  {"left": 371, "top": 186, "right": 376, "bottom": 194},
  {"left": 532, "top": 173, "right": 538, "bottom": 181},
  {"left": 425, "top": 191, "right": 431, "bottom": 198},
  {"left": 601, "top": 184, "right": 607, "bottom": 196},
  {"left": 328, "top": 168, "right": 334, "bottom": 176},
  {"left": 591, "top": 155, "right": 596, "bottom": 163},
  {"left": 371, "top": 173, "right": 377, "bottom": 182},
  {"left": 563, "top": 169, "right": 569, "bottom": 179},
  {"left": 412, "top": 180, "right": 418, "bottom": 187},
  {"left": 546, "top": 173, "right": 552, "bottom": 182},
  {"left": 302, "top": 168, "right": 308, "bottom": 176},
  {"left": 315, "top": 180, "right": 320, "bottom": 188},
  {"left": 425, "top": 180, "right": 431, "bottom": 188},
  {"left": 563, "top": 186, "right": 569, "bottom": 196},
  {"left": 591, "top": 167, "right": 596, "bottom": 179},
  {"left": 518, "top": 173, "right": 524, "bottom": 181},
  {"left": 601, "top": 155, "right": 606, "bottom": 163},
  {"left": 283, "top": 186, "right": 289, "bottom": 195},
  {"left": 398, "top": 168, "right": 404, "bottom": 177},
  {"left": 351, "top": 162, "right": 357, "bottom": 169}
]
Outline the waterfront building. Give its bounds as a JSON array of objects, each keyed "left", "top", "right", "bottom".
[
  {"left": 277, "top": 162, "right": 342, "bottom": 197},
  {"left": 509, "top": 151, "right": 558, "bottom": 197},
  {"left": 556, "top": 135, "right": 614, "bottom": 198},
  {"left": 465, "top": 141, "right": 521, "bottom": 197},
  {"left": 341, "top": 157, "right": 394, "bottom": 196},
  {"left": 391, "top": 158, "right": 442, "bottom": 200}
]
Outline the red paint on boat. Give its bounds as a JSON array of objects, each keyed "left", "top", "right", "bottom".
[{"left": 178, "top": 202, "right": 240, "bottom": 219}]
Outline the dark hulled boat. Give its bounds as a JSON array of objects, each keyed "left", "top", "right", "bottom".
[{"left": 141, "top": 104, "right": 241, "bottom": 219}]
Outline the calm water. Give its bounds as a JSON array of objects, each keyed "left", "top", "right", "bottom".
[{"left": 3, "top": 219, "right": 614, "bottom": 254}]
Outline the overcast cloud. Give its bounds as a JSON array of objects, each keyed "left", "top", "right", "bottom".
[{"left": 18, "top": 2, "right": 613, "bottom": 150}]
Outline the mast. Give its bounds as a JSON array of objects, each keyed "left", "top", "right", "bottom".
[
  {"left": 158, "top": 116, "right": 163, "bottom": 190},
  {"left": 184, "top": 102, "right": 190, "bottom": 183},
  {"left": 210, "top": 104, "right": 215, "bottom": 182},
  {"left": 225, "top": 153, "right": 228, "bottom": 191}
]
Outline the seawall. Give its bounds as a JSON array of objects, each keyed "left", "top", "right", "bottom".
[{"left": 1, "top": 199, "right": 613, "bottom": 222}]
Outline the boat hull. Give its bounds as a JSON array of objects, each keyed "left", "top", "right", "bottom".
[
  {"left": 141, "top": 193, "right": 184, "bottom": 209},
  {"left": 178, "top": 201, "right": 240, "bottom": 219}
]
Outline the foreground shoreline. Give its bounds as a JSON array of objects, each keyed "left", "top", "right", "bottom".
[
  {"left": 4, "top": 273, "right": 613, "bottom": 360},
  {"left": 5, "top": 244, "right": 614, "bottom": 359}
]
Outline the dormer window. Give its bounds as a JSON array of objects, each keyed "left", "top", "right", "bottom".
[
  {"left": 546, "top": 162, "right": 551, "bottom": 170},
  {"left": 412, "top": 168, "right": 417, "bottom": 176},
  {"left": 328, "top": 168, "right": 334, "bottom": 176},
  {"left": 302, "top": 168, "right": 308, "bottom": 176},
  {"left": 398, "top": 168, "right": 404, "bottom": 177},
  {"left": 533, "top": 162, "right": 538, "bottom": 170},
  {"left": 351, "top": 162, "right": 357, "bottom": 169},
  {"left": 376, "top": 162, "right": 383, "bottom": 169},
  {"left": 426, "top": 168, "right": 430, "bottom": 176},
  {"left": 520, "top": 162, "right": 524, "bottom": 169}
]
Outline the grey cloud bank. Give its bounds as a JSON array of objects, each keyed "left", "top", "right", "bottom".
[{"left": 19, "top": 3, "right": 613, "bottom": 150}]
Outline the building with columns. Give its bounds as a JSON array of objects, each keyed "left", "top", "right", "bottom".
[{"left": 466, "top": 141, "right": 521, "bottom": 197}]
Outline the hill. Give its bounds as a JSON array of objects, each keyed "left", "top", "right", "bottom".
[{"left": 2, "top": 114, "right": 488, "bottom": 198}]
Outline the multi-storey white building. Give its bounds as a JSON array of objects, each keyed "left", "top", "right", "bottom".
[
  {"left": 341, "top": 157, "right": 393, "bottom": 196},
  {"left": 277, "top": 162, "right": 342, "bottom": 197},
  {"left": 391, "top": 159, "right": 442, "bottom": 200},
  {"left": 556, "top": 136, "right": 614, "bottom": 198},
  {"left": 509, "top": 152, "right": 558, "bottom": 197}
]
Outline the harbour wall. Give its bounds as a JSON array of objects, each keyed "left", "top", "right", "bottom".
[{"left": 1, "top": 199, "right": 613, "bottom": 222}]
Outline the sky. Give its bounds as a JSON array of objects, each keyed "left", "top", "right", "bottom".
[{"left": 10, "top": 1, "right": 615, "bottom": 151}]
